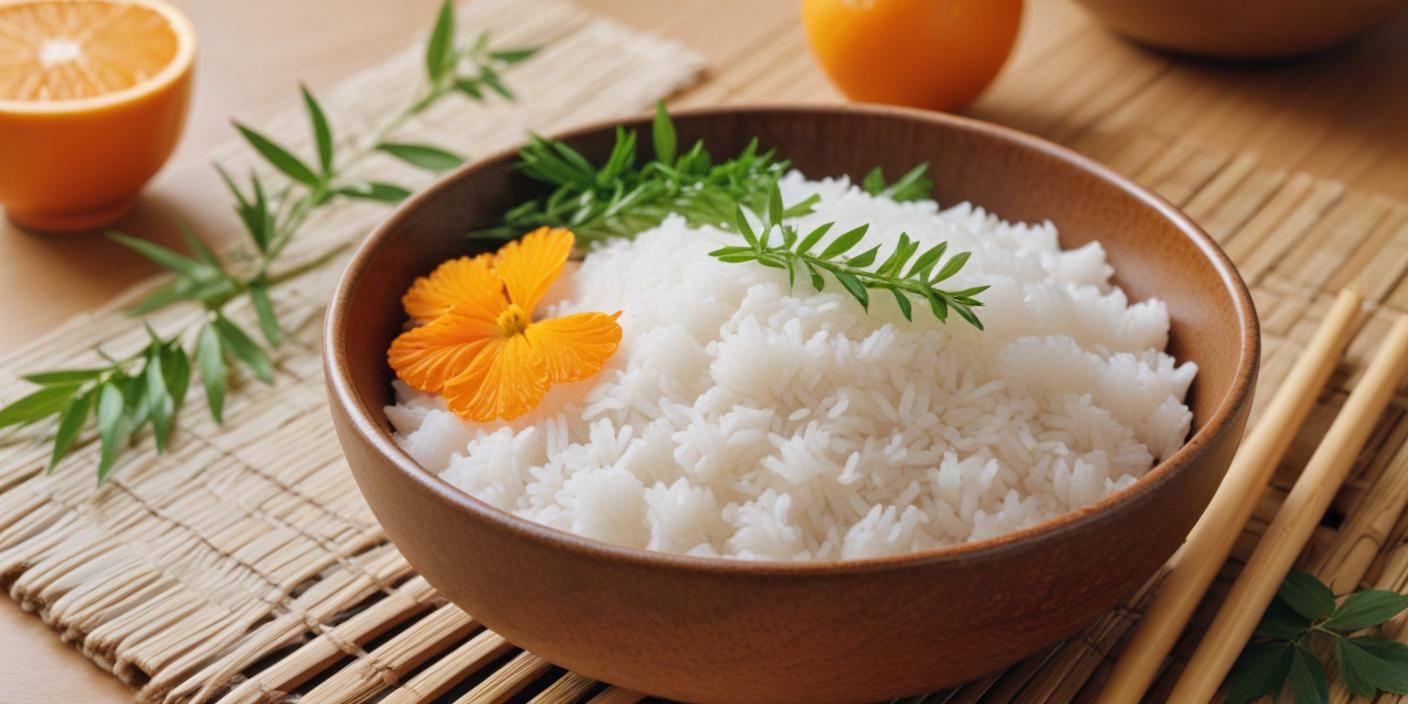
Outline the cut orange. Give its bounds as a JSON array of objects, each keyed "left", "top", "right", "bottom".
[{"left": 0, "top": 0, "right": 195, "bottom": 231}]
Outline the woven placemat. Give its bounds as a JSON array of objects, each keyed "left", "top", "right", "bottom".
[{"left": 2, "top": 6, "right": 1407, "bottom": 704}]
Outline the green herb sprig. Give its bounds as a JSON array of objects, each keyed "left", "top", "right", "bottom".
[
  {"left": 709, "top": 184, "right": 986, "bottom": 328},
  {"left": 1226, "top": 569, "right": 1408, "bottom": 703},
  {"left": 482, "top": 104, "right": 982, "bottom": 326},
  {"left": 479, "top": 103, "right": 937, "bottom": 245},
  {"left": 0, "top": 0, "right": 538, "bottom": 482}
]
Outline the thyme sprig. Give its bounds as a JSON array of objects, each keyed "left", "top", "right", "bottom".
[
  {"left": 711, "top": 184, "right": 986, "bottom": 328},
  {"left": 477, "top": 104, "right": 936, "bottom": 244},
  {"left": 0, "top": 0, "right": 538, "bottom": 482},
  {"left": 1227, "top": 569, "right": 1408, "bottom": 703}
]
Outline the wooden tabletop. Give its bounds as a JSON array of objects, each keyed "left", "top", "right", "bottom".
[{"left": 3, "top": 0, "right": 1406, "bottom": 701}]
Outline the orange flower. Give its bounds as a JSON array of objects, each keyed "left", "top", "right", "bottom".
[{"left": 388, "top": 227, "right": 622, "bottom": 422}]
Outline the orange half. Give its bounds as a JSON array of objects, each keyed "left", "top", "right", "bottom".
[{"left": 0, "top": 0, "right": 195, "bottom": 231}]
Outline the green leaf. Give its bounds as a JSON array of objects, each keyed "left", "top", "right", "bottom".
[
  {"left": 145, "top": 350, "right": 171, "bottom": 453},
  {"left": 425, "top": 0, "right": 456, "bottom": 82},
  {"left": 1225, "top": 641, "right": 1294, "bottom": 704},
  {"left": 1287, "top": 645, "right": 1328, "bottom": 704},
  {"left": 882, "top": 162, "right": 933, "bottom": 202},
  {"left": 805, "top": 262, "right": 825, "bottom": 291},
  {"left": 926, "top": 289, "right": 949, "bottom": 322},
  {"left": 832, "top": 270, "right": 869, "bottom": 310},
  {"left": 847, "top": 245, "right": 881, "bottom": 268},
  {"left": 22, "top": 368, "right": 105, "bottom": 386},
  {"left": 797, "top": 222, "right": 833, "bottom": 255},
  {"left": 376, "top": 142, "right": 465, "bottom": 172},
  {"left": 932, "top": 251, "right": 972, "bottom": 284},
  {"left": 767, "top": 182, "right": 784, "bottom": 228},
  {"left": 1279, "top": 569, "right": 1336, "bottom": 622},
  {"left": 1323, "top": 590, "right": 1408, "bottom": 633},
  {"left": 196, "top": 324, "right": 227, "bottom": 424},
  {"left": 213, "top": 315, "right": 274, "bottom": 384},
  {"left": 0, "top": 385, "right": 77, "bottom": 430},
  {"left": 908, "top": 242, "right": 948, "bottom": 279},
  {"left": 300, "top": 85, "right": 334, "bottom": 176},
  {"left": 1255, "top": 597, "right": 1313, "bottom": 640},
  {"left": 861, "top": 166, "right": 885, "bottom": 195},
  {"left": 336, "top": 181, "right": 413, "bottom": 203},
  {"left": 891, "top": 289, "right": 913, "bottom": 321},
  {"left": 162, "top": 344, "right": 190, "bottom": 413},
  {"left": 233, "top": 122, "right": 320, "bottom": 186},
  {"left": 954, "top": 303, "right": 984, "bottom": 330},
  {"left": 109, "top": 232, "right": 202, "bottom": 277},
  {"left": 454, "top": 77, "right": 483, "bottom": 99},
  {"left": 490, "top": 47, "right": 539, "bottom": 64},
  {"left": 96, "top": 382, "right": 128, "bottom": 483},
  {"left": 735, "top": 206, "right": 759, "bottom": 250},
  {"left": 1341, "top": 635, "right": 1408, "bottom": 693},
  {"left": 478, "top": 66, "right": 513, "bottom": 99},
  {"left": 48, "top": 387, "right": 95, "bottom": 473},
  {"left": 248, "top": 277, "right": 281, "bottom": 347},
  {"left": 819, "top": 224, "right": 868, "bottom": 259},
  {"left": 652, "top": 102, "right": 676, "bottom": 165},
  {"left": 176, "top": 222, "right": 222, "bottom": 270},
  {"left": 1337, "top": 637, "right": 1378, "bottom": 697}
]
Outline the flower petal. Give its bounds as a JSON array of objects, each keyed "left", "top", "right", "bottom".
[
  {"left": 495, "top": 227, "right": 574, "bottom": 312},
  {"left": 444, "top": 334, "right": 550, "bottom": 422},
  {"left": 388, "top": 307, "right": 500, "bottom": 393},
  {"left": 524, "top": 311, "right": 622, "bottom": 384},
  {"left": 402, "top": 254, "right": 503, "bottom": 323}
]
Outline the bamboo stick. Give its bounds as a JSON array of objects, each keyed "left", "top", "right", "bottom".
[
  {"left": 1096, "top": 289, "right": 1363, "bottom": 702},
  {"left": 1168, "top": 313, "right": 1408, "bottom": 702}
]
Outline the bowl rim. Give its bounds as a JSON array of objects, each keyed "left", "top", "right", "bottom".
[{"left": 324, "top": 103, "right": 1260, "bottom": 576}]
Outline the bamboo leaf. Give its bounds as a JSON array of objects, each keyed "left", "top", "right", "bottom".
[
  {"left": 376, "top": 142, "right": 465, "bottom": 171},
  {"left": 196, "top": 324, "right": 227, "bottom": 424},
  {"left": 96, "top": 382, "right": 128, "bottom": 483},
  {"left": 490, "top": 47, "right": 538, "bottom": 64},
  {"left": 336, "top": 181, "right": 413, "bottom": 203},
  {"left": 145, "top": 350, "right": 171, "bottom": 453},
  {"left": 108, "top": 232, "right": 202, "bottom": 276},
  {"left": 233, "top": 122, "right": 320, "bottom": 186},
  {"left": 300, "top": 84, "right": 334, "bottom": 176},
  {"left": 22, "top": 369, "right": 105, "bottom": 386},
  {"left": 48, "top": 387, "right": 95, "bottom": 472},
  {"left": 1323, "top": 590, "right": 1408, "bottom": 633},
  {"left": 179, "top": 222, "right": 223, "bottom": 269},
  {"left": 425, "top": 0, "right": 456, "bottom": 82},
  {"left": 214, "top": 315, "right": 274, "bottom": 383},
  {"left": 0, "top": 385, "right": 77, "bottom": 429},
  {"left": 248, "top": 277, "right": 281, "bottom": 346},
  {"left": 162, "top": 343, "right": 191, "bottom": 412}
]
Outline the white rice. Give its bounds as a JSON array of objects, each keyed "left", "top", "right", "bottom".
[{"left": 387, "top": 172, "right": 1197, "bottom": 561}]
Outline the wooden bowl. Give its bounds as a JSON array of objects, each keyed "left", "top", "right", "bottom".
[
  {"left": 324, "top": 105, "right": 1259, "bottom": 704},
  {"left": 1075, "top": 0, "right": 1408, "bottom": 59}
]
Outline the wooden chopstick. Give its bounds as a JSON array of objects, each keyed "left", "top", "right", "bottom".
[
  {"left": 1167, "top": 312, "right": 1408, "bottom": 702},
  {"left": 1095, "top": 289, "right": 1364, "bottom": 703}
]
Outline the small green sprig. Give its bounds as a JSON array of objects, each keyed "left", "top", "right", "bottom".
[
  {"left": 1226, "top": 569, "right": 1408, "bottom": 703},
  {"left": 709, "top": 184, "right": 985, "bottom": 328},
  {"left": 478, "top": 103, "right": 936, "bottom": 244},
  {"left": 0, "top": 0, "right": 538, "bottom": 483}
]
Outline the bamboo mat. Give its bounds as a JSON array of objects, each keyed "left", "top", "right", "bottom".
[{"left": 2, "top": 6, "right": 1408, "bottom": 704}]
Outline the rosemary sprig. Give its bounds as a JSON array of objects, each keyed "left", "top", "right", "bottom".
[
  {"left": 477, "top": 103, "right": 935, "bottom": 244},
  {"left": 1227, "top": 569, "right": 1408, "bottom": 703},
  {"left": 710, "top": 184, "right": 986, "bottom": 328},
  {"left": 0, "top": 0, "right": 538, "bottom": 482}
]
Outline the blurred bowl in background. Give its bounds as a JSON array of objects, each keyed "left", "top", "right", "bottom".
[{"left": 1075, "top": 0, "right": 1408, "bottom": 59}]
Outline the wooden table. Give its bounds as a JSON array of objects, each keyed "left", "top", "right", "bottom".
[{"left": 3, "top": 1, "right": 1406, "bottom": 700}]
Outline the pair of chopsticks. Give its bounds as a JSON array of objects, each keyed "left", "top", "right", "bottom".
[{"left": 1097, "top": 289, "right": 1408, "bottom": 703}]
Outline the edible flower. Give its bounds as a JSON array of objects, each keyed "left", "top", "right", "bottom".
[{"left": 388, "top": 227, "right": 622, "bottom": 422}]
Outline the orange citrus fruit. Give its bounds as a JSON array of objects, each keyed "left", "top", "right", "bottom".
[
  {"left": 802, "top": 0, "right": 1022, "bottom": 111},
  {"left": 0, "top": 0, "right": 194, "bottom": 231}
]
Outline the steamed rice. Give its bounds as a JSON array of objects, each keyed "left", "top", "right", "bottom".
[{"left": 386, "top": 172, "right": 1197, "bottom": 561}]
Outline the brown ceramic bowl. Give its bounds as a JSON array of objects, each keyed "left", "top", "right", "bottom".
[
  {"left": 324, "top": 105, "right": 1258, "bottom": 704},
  {"left": 1075, "top": 0, "right": 1408, "bottom": 59}
]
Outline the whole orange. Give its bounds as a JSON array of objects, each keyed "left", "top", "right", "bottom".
[
  {"left": 0, "top": 0, "right": 195, "bottom": 232},
  {"left": 803, "top": 0, "right": 1023, "bottom": 111}
]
